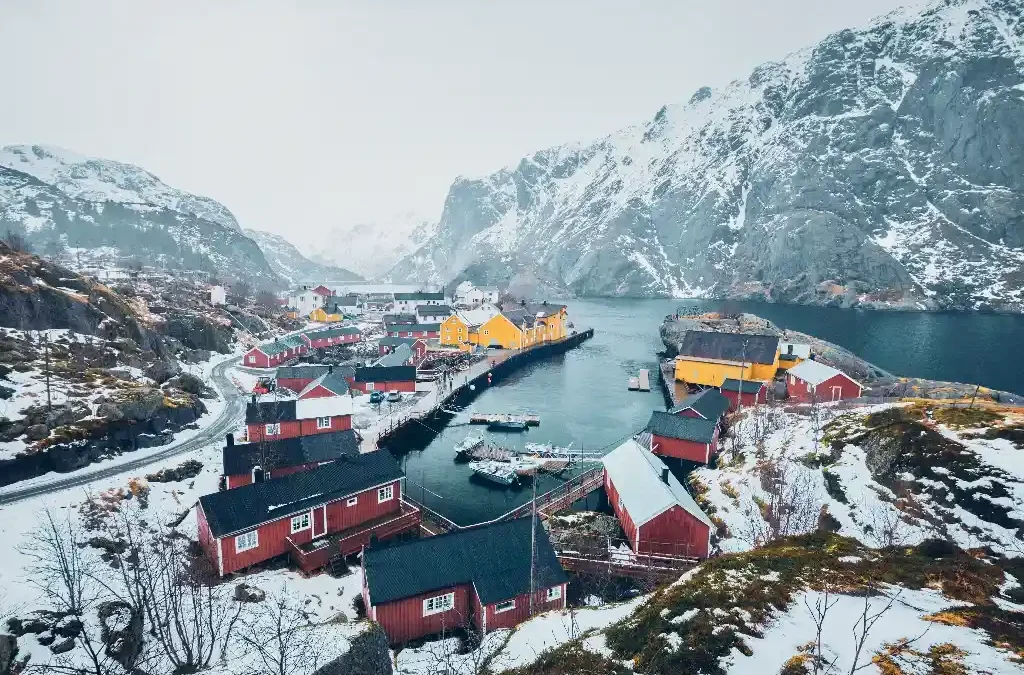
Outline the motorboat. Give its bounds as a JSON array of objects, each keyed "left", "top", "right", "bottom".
[{"left": 468, "top": 461, "right": 518, "bottom": 486}]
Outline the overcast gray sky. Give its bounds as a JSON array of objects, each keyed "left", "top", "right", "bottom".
[{"left": 0, "top": 0, "right": 908, "bottom": 245}]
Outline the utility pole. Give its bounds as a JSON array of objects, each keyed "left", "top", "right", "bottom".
[
  {"left": 44, "top": 333, "right": 52, "bottom": 411},
  {"left": 528, "top": 474, "right": 537, "bottom": 618}
]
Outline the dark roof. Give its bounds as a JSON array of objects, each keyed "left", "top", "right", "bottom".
[
  {"left": 324, "top": 295, "right": 359, "bottom": 306},
  {"left": 416, "top": 304, "right": 453, "bottom": 317},
  {"left": 523, "top": 302, "right": 567, "bottom": 317},
  {"left": 385, "top": 323, "right": 440, "bottom": 333},
  {"left": 305, "top": 326, "right": 361, "bottom": 340},
  {"left": 669, "top": 388, "right": 730, "bottom": 420},
  {"left": 364, "top": 518, "right": 567, "bottom": 605},
  {"left": 255, "top": 341, "right": 291, "bottom": 357},
  {"left": 374, "top": 344, "right": 413, "bottom": 368},
  {"left": 200, "top": 451, "right": 403, "bottom": 537},
  {"left": 245, "top": 399, "right": 297, "bottom": 424},
  {"left": 394, "top": 292, "right": 445, "bottom": 301},
  {"left": 281, "top": 335, "right": 306, "bottom": 348},
  {"left": 646, "top": 410, "right": 717, "bottom": 443},
  {"left": 354, "top": 366, "right": 417, "bottom": 383},
  {"left": 276, "top": 364, "right": 331, "bottom": 381},
  {"left": 677, "top": 330, "right": 779, "bottom": 365},
  {"left": 382, "top": 313, "right": 417, "bottom": 324},
  {"left": 222, "top": 429, "right": 360, "bottom": 475},
  {"left": 501, "top": 309, "right": 536, "bottom": 328},
  {"left": 299, "top": 371, "right": 350, "bottom": 396},
  {"left": 721, "top": 378, "right": 767, "bottom": 394},
  {"left": 377, "top": 336, "right": 423, "bottom": 348}
]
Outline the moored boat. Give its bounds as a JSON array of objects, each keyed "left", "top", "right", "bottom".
[
  {"left": 454, "top": 435, "right": 485, "bottom": 461},
  {"left": 468, "top": 461, "right": 518, "bottom": 486},
  {"left": 488, "top": 420, "right": 529, "bottom": 432}
]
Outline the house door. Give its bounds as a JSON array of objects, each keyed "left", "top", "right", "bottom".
[
  {"left": 312, "top": 506, "right": 326, "bottom": 539},
  {"left": 831, "top": 386, "right": 842, "bottom": 401}
]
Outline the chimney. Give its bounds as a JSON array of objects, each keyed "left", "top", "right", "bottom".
[
  {"left": 328, "top": 364, "right": 333, "bottom": 374},
  {"left": 251, "top": 394, "right": 257, "bottom": 404},
  {"left": 661, "top": 468, "right": 670, "bottom": 484},
  {"left": 226, "top": 433, "right": 234, "bottom": 446},
  {"left": 787, "top": 344, "right": 793, "bottom": 355}
]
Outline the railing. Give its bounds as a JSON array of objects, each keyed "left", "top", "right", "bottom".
[
  {"left": 287, "top": 536, "right": 334, "bottom": 573},
  {"left": 552, "top": 539, "right": 701, "bottom": 583},
  {"left": 336, "top": 500, "right": 422, "bottom": 556},
  {"left": 499, "top": 467, "right": 605, "bottom": 522}
]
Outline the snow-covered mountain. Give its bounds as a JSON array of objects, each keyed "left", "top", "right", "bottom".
[
  {"left": 244, "top": 228, "right": 361, "bottom": 285},
  {"left": 0, "top": 145, "right": 279, "bottom": 287},
  {"left": 391, "top": 0, "right": 1024, "bottom": 311},
  {"left": 313, "top": 213, "right": 437, "bottom": 279}
]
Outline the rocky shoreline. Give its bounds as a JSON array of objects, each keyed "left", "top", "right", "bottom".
[{"left": 660, "top": 312, "right": 1024, "bottom": 405}]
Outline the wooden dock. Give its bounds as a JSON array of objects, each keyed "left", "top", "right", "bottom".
[
  {"left": 469, "top": 413, "right": 540, "bottom": 426},
  {"left": 628, "top": 369, "right": 651, "bottom": 391}
]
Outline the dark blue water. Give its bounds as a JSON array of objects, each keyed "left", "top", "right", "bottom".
[{"left": 393, "top": 299, "right": 1024, "bottom": 526}]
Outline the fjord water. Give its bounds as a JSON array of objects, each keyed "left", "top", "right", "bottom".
[{"left": 392, "top": 299, "right": 1024, "bottom": 525}]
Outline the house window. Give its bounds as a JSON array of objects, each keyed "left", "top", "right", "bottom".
[
  {"left": 789, "top": 375, "right": 795, "bottom": 385},
  {"left": 546, "top": 586, "right": 562, "bottom": 601},
  {"left": 290, "top": 513, "right": 311, "bottom": 533},
  {"left": 248, "top": 355, "right": 256, "bottom": 364},
  {"left": 483, "top": 330, "right": 489, "bottom": 335},
  {"left": 495, "top": 599, "right": 515, "bottom": 613},
  {"left": 423, "top": 592, "right": 455, "bottom": 616},
  {"left": 378, "top": 485, "right": 394, "bottom": 503},
  {"left": 346, "top": 497, "right": 358, "bottom": 506},
  {"left": 235, "top": 530, "right": 259, "bottom": 553},
  {"left": 366, "top": 383, "right": 374, "bottom": 391},
  {"left": 265, "top": 423, "right": 280, "bottom": 436},
  {"left": 316, "top": 416, "right": 331, "bottom": 429}
]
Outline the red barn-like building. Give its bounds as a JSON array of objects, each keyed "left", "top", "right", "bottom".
[
  {"left": 362, "top": 518, "right": 568, "bottom": 645},
  {"left": 275, "top": 364, "right": 331, "bottom": 393},
  {"left": 377, "top": 337, "right": 427, "bottom": 360},
  {"left": 786, "top": 360, "right": 863, "bottom": 403},
  {"left": 720, "top": 378, "right": 768, "bottom": 411},
  {"left": 646, "top": 410, "right": 720, "bottom": 464},
  {"left": 245, "top": 397, "right": 353, "bottom": 442},
  {"left": 351, "top": 366, "right": 417, "bottom": 394},
  {"left": 603, "top": 439, "right": 713, "bottom": 558},
  {"left": 297, "top": 370, "right": 351, "bottom": 399},
  {"left": 384, "top": 323, "right": 440, "bottom": 339},
  {"left": 302, "top": 326, "right": 362, "bottom": 350},
  {"left": 221, "top": 429, "right": 360, "bottom": 489},
  {"left": 669, "top": 388, "right": 730, "bottom": 421},
  {"left": 244, "top": 338, "right": 306, "bottom": 369},
  {"left": 198, "top": 452, "right": 418, "bottom": 576}
]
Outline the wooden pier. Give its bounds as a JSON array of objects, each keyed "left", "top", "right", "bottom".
[
  {"left": 629, "top": 369, "right": 651, "bottom": 391},
  {"left": 469, "top": 413, "right": 540, "bottom": 426}
]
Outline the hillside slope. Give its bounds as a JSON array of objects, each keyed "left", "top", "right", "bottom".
[
  {"left": 391, "top": 0, "right": 1024, "bottom": 311},
  {"left": 316, "top": 213, "right": 436, "bottom": 279},
  {"left": 244, "top": 228, "right": 361, "bottom": 285},
  {"left": 0, "top": 145, "right": 280, "bottom": 288}
]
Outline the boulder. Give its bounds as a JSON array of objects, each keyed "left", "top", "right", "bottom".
[
  {"left": 0, "top": 385, "right": 13, "bottom": 400},
  {"left": 0, "top": 633, "right": 18, "bottom": 675},
  {"left": 25, "top": 424, "right": 49, "bottom": 441},
  {"left": 144, "top": 359, "right": 181, "bottom": 385},
  {"left": 233, "top": 583, "right": 266, "bottom": 603},
  {"left": 146, "top": 460, "right": 203, "bottom": 483},
  {"left": 97, "top": 601, "right": 143, "bottom": 670},
  {"left": 49, "top": 638, "right": 74, "bottom": 654},
  {"left": 163, "top": 373, "right": 214, "bottom": 398},
  {"left": 313, "top": 623, "right": 392, "bottom": 675},
  {"left": 45, "top": 402, "right": 90, "bottom": 428},
  {"left": 0, "top": 420, "right": 26, "bottom": 443}
]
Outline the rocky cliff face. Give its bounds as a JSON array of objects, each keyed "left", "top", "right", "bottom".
[
  {"left": 390, "top": 0, "right": 1024, "bottom": 311},
  {"left": 244, "top": 228, "right": 361, "bottom": 285},
  {"left": 0, "top": 145, "right": 280, "bottom": 288},
  {"left": 319, "top": 213, "right": 437, "bottom": 279}
]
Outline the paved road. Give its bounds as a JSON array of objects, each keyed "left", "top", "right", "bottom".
[{"left": 0, "top": 356, "right": 244, "bottom": 505}]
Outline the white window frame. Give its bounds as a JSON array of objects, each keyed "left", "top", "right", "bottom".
[
  {"left": 366, "top": 382, "right": 374, "bottom": 391},
  {"left": 248, "top": 355, "right": 256, "bottom": 364},
  {"left": 265, "top": 423, "right": 280, "bottom": 435},
  {"left": 316, "top": 416, "right": 331, "bottom": 429},
  {"left": 546, "top": 586, "right": 562, "bottom": 601},
  {"left": 235, "top": 530, "right": 258, "bottom": 553},
  {"left": 423, "top": 592, "right": 455, "bottom": 616},
  {"left": 378, "top": 485, "right": 394, "bottom": 503},
  {"left": 290, "top": 513, "right": 311, "bottom": 533},
  {"left": 789, "top": 375, "right": 795, "bottom": 385},
  {"left": 346, "top": 496, "right": 358, "bottom": 506},
  {"left": 494, "top": 599, "right": 515, "bottom": 613}
]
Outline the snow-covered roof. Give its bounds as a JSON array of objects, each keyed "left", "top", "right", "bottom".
[
  {"left": 779, "top": 342, "right": 812, "bottom": 359},
  {"left": 295, "top": 396, "right": 353, "bottom": 420},
  {"left": 455, "top": 305, "right": 499, "bottom": 327},
  {"left": 788, "top": 359, "right": 859, "bottom": 387},
  {"left": 603, "top": 439, "right": 713, "bottom": 528}
]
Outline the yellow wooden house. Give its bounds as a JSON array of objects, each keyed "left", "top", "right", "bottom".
[
  {"left": 522, "top": 302, "right": 568, "bottom": 343},
  {"left": 441, "top": 306, "right": 500, "bottom": 348},
  {"left": 673, "top": 330, "right": 780, "bottom": 387},
  {"left": 308, "top": 307, "right": 342, "bottom": 323}
]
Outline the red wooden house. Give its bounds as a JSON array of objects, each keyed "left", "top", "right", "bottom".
[
  {"left": 384, "top": 323, "right": 440, "bottom": 339},
  {"left": 351, "top": 366, "right": 417, "bottom": 394},
  {"left": 377, "top": 337, "right": 427, "bottom": 360},
  {"left": 198, "top": 451, "right": 419, "bottom": 576},
  {"left": 302, "top": 326, "right": 362, "bottom": 349},
  {"left": 646, "top": 410, "right": 719, "bottom": 464},
  {"left": 312, "top": 284, "right": 334, "bottom": 297},
  {"left": 786, "top": 360, "right": 863, "bottom": 403},
  {"left": 669, "top": 388, "right": 730, "bottom": 421},
  {"left": 382, "top": 313, "right": 417, "bottom": 326},
  {"left": 276, "top": 364, "right": 331, "bottom": 393},
  {"left": 244, "top": 337, "right": 306, "bottom": 369},
  {"left": 245, "top": 396, "right": 353, "bottom": 442},
  {"left": 720, "top": 378, "right": 768, "bottom": 411},
  {"left": 221, "top": 429, "right": 360, "bottom": 489},
  {"left": 297, "top": 370, "right": 351, "bottom": 399},
  {"left": 362, "top": 518, "right": 568, "bottom": 645},
  {"left": 603, "top": 439, "right": 712, "bottom": 558}
]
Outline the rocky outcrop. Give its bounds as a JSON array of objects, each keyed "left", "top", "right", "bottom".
[
  {"left": 391, "top": 0, "right": 1024, "bottom": 311},
  {"left": 313, "top": 623, "right": 392, "bottom": 675},
  {"left": 161, "top": 313, "right": 232, "bottom": 353},
  {"left": 97, "top": 601, "right": 143, "bottom": 671}
]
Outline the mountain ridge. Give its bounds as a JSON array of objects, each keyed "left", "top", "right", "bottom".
[
  {"left": 244, "top": 228, "right": 362, "bottom": 285},
  {"left": 388, "top": 0, "right": 1024, "bottom": 312}
]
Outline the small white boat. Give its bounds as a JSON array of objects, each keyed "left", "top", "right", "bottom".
[
  {"left": 454, "top": 435, "right": 485, "bottom": 460},
  {"left": 509, "top": 457, "right": 542, "bottom": 477},
  {"left": 469, "top": 461, "right": 518, "bottom": 486}
]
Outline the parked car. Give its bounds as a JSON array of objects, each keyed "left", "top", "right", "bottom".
[
  {"left": 369, "top": 390, "right": 384, "bottom": 404},
  {"left": 387, "top": 390, "right": 402, "bottom": 403}
]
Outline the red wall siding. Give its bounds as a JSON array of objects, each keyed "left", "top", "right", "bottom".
[
  {"left": 605, "top": 472, "right": 638, "bottom": 548},
  {"left": 219, "top": 516, "right": 294, "bottom": 575},
  {"left": 387, "top": 330, "right": 439, "bottom": 339},
  {"left": 373, "top": 584, "right": 473, "bottom": 645},
  {"left": 276, "top": 377, "right": 315, "bottom": 393},
  {"left": 325, "top": 479, "right": 401, "bottom": 533},
  {"left": 298, "top": 384, "right": 346, "bottom": 399},
  {"left": 244, "top": 349, "right": 270, "bottom": 368},
  {"left": 197, "top": 504, "right": 219, "bottom": 573},
  {"left": 787, "top": 372, "right": 861, "bottom": 403},
  {"left": 351, "top": 380, "right": 416, "bottom": 394},
  {"left": 225, "top": 461, "right": 328, "bottom": 490},
  {"left": 246, "top": 414, "right": 351, "bottom": 442},
  {"left": 483, "top": 584, "right": 567, "bottom": 632},
  {"left": 721, "top": 388, "right": 767, "bottom": 412},
  {"left": 638, "top": 505, "right": 710, "bottom": 558},
  {"left": 675, "top": 407, "right": 702, "bottom": 418},
  {"left": 650, "top": 434, "right": 712, "bottom": 464}
]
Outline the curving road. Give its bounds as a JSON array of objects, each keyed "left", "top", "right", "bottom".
[{"left": 0, "top": 356, "right": 244, "bottom": 505}]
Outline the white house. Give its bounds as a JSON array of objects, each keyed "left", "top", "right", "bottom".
[
  {"left": 209, "top": 285, "right": 227, "bottom": 306},
  {"left": 453, "top": 283, "right": 499, "bottom": 308},
  {"left": 289, "top": 286, "right": 326, "bottom": 316},
  {"left": 393, "top": 291, "right": 445, "bottom": 314},
  {"left": 480, "top": 286, "right": 500, "bottom": 305}
]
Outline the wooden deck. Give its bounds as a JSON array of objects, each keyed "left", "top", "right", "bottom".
[{"left": 469, "top": 413, "right": 541, "bottom": 426}]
